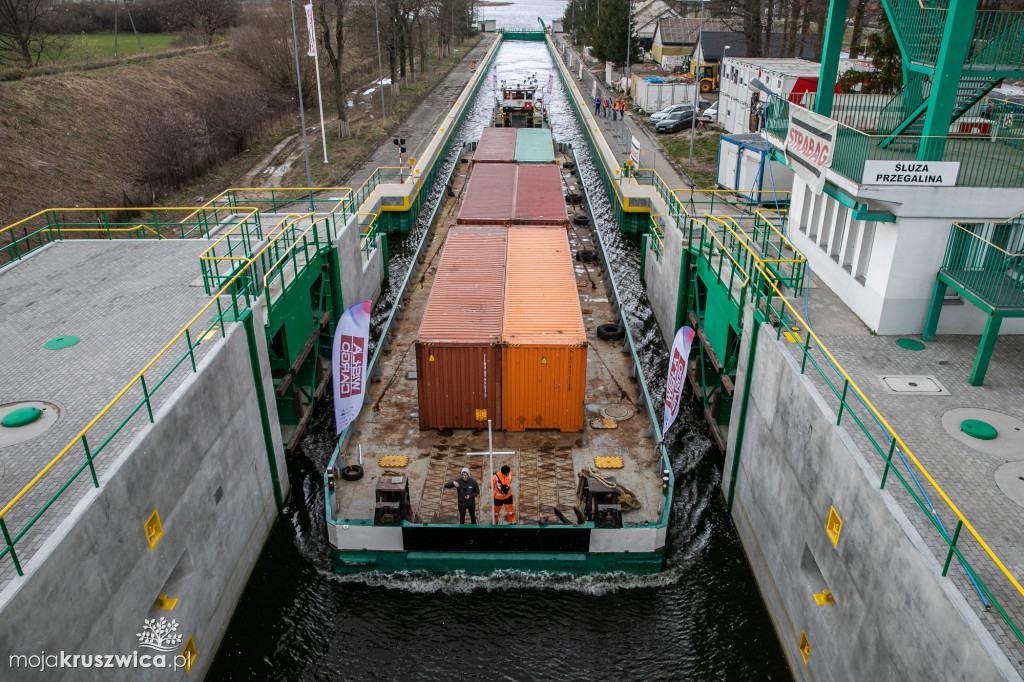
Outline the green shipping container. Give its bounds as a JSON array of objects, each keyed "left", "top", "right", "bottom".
[{"left": 514, "top": 128, "right": 556, "bottom": 163}]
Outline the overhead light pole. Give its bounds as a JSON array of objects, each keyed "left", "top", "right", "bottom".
[{"left": 687, "top": 0, "right": 710, "bottom": 167}]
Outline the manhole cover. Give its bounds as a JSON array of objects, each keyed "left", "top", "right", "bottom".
[
  {"left": 895, "top": 338, "right": 926, "bottom": 351},
  {"left": 0, "top": 401, "right": 61, "bottom": 447},
  {"left": 878, "top": 375, "right": 949, "bottom": 395},
  {"left": 600, "top": 404, "right": 635, "bottom": 421},
  {"left": 942, "top": 408, "right": 1024, "bottom": 457},
  {"left": 961, "top": 419, "right": 998, "bottom": 440},
  {"left": 44, "top": 335, "right": 79, "bottom": 350}
]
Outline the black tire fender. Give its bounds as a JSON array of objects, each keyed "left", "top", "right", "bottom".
[
  {"left": 341, "top": 465, "right": 364, "bottom": 482},
  {"left": 572, "top": 214, "right": 591, "bottom": 226},
  {"left": 596, "top": 323, "right": 625, "bottom": 341}
]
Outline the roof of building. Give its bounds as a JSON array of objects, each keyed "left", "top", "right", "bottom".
[{"left": 655, "top": 18, "right": 733, "bottom": 46}]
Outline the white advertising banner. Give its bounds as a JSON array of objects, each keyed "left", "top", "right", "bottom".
[
  {"left": 333, "top": 301, "right": 372, "bottom": 434},
  {"left": 663, "top": 326, "right": 696, "bottom": 435},
  {"left": 861, "top": 160, "right": 959, "bottom": 186},
  {"left": 630, "top": 136, "right": 641, "bottom": 165},
  {"left": 785, "top": 107, "right": 838, "bottom": 193},
  {"left": 304, "top": 4, "right": 316, "bottom": 56}
]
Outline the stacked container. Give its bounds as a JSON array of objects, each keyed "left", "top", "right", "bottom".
[
  {"left": 474, "top": 128, "right": 518, "bottom": 163},
  {"left": 514, "top": 128, "right": 556, "bottom": 163},
  {"left": 416, "top": 225, "right": 507, "bottom": 429},
  {"left": 514, "top": 164, "right": 568, "bottom": 226},
  {"left": 459, "top": 163, "right": 567, "bottom": 226},
  {"left": 501, "top": 226, "right": 587, "bottom": 432},
  {"left": 457, "top": 163, "right": 516, "bottom": 225}
]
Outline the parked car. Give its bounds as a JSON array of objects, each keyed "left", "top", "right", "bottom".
[
  {"left": 704, "top": 101, "right": 719, "bottom": 121},
  {"left": 650, "top": 100, "right": 711, "bottom": 122},
  {"left": 655, "top": 110, "right": 697, "bottom": 133},
  {"left": 650, "top": 103, "right": 693, "bottom": 122}
]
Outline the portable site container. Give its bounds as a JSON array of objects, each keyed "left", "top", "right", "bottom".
[
  {"left": 457, "top": 163, "right": 516, "bottom": 224},
  {"left": 501, "top": 227, "right": 587, "bottom": 432},
  {"left": 416, "top": 225, "right": 507, "bottom": 430},
  {"left": 634, "top": 79, "right": 693, "bottom": 114},
  {"left": 514, "top": 164, "right": 568, "bottom": 226},
  {"left": 514, "top": 128, "right": 556, "bottom": 163},
  {"left": 474, "top": 128, "right": 517, "bottom": 163},
  {"left": 716, "top": 133, "right": 793, "bottom": 204}
]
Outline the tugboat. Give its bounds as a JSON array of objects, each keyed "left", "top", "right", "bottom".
[{"left": 494, "top": 75, "right": 548, "bottom": 128}]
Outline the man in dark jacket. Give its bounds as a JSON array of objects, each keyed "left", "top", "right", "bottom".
[{"left": 444, "top": 468, "right": 480, "bottom": 524}]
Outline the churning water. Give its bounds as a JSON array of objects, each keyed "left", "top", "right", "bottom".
[{"left": 207, "top": 39, "right": 790, "bottom": 682}]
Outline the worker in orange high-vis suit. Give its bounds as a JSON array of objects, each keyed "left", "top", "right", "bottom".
[{"left": 491, "top": 464, "right": 516, "bottom": 524}]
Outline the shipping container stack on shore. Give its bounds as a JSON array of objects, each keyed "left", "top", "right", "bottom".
[{"left": 417, "top": 127, "right": 586, "bottom": 433}]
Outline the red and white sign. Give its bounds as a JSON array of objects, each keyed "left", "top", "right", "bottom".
[
  {"left": 333, "top": 301, "right": 372, "bottom": 434},
  {"left": 785, "top": 107, "right": 838, "bottom": 193},
  {"left": 663, "top": 326, "right": 696, "bottom": 435},
  {"left": 304, "top": 3, "right": 317, "bottom": 57}
]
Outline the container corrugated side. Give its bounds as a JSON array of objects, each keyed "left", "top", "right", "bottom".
[
  {"left": 514, "top": 128, "right": 556, "bottom": 163},
  {"left": 501, "top": 227, "right": 586, "bottom": 432},
  {"left": 514, "top": 165, "right": 568, "bottom": 225},
  {"left": 474, "top": 128, "right": 517, "bottom": 163},
  {"left": 457, "top": 164, "right": 516, "bottom": 224},
  {"left": 416, "top": 225, "right": 507, "bottom": 429}
]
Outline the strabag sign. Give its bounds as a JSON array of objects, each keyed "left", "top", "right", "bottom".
[
  {"left": 785, "top": 107, "right": 838, "bottom": 193},
  {"left": 862, "top": 160, "right": 959, "bottom": 186}
]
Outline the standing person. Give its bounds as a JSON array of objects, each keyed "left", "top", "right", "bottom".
[
  {"left": 612, "top": 97, "right": 618, "bottom": 121},
  {"left": 491, "top": 464, "right": 516, "bottom": 524},
  {"left": 444, "top": 468, "right": 480, "bottom": 524},
  {"left": 602, "top": 94, "right": 609, "bottom": 118},
  {"left": 594, "top": 95, "right": 602, "bottom": 115}
]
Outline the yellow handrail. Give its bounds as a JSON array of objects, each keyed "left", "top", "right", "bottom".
[
  {"left": 752, "top": 259, "right": 1024, "bottom": 600},
  {"left": 261, "top": 216, "right": 328, "bottom": 291},
  {"left": 0, "top": 206, "right": 325, "bottom": 522}
]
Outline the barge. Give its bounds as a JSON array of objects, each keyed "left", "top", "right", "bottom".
[{"left": 324, "top": 124, "right": 673, "bottom": 575}]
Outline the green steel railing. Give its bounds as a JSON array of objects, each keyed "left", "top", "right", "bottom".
[
  {"left": 746, "top": 261, "right": 1024, "bottom": 650},
  {"left": 764, "top": 95, "right": 790, "bottom": 143},
  {"left": 941, "top": 220, "right": 1024, "bottom": 308},
  {"left": 0, "top": 205, "right": 260, "bottom": 267}
]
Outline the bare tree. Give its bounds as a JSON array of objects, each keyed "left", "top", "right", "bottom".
[
  {"left": 171, "top": 0, "right": 238, "bottom": 46},
  {"left": 316, "top": 0, "right": 351, "bottom": 137},
  {"left": 0, "top": 0, "right": 71, "bottom": 68}
]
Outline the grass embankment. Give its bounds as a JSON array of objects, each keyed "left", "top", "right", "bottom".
[
  {"left": 280, "top": 38, "right": 483, "bottom": 188},
  {"left": 660, "top": 130, "right": 722, "bottom": 189},
  {"left": 71, "top": 32, "right": 183, "bottom": 59},
  {"left": 0, "top": 50, "right": 286, "bottom": 225}
]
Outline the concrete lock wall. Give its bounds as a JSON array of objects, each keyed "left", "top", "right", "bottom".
[
  {"left": 335, "top": 211, "right": 385, "bottom": 308},
  {"left": 644, "top": 213, "right": 686, "bottom": 348},
  {"left": 723, "top": 304, "right": 1018, "bottom": 681},
  {"left": 0, "top": 303, "right": 287, "bottom": 680}
]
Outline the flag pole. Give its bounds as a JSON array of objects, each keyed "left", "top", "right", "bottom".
[{"left": 305, "top": 3, "right": 329, "bottom": 163}]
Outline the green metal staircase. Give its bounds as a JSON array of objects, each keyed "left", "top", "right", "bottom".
[{"left": 877, "top": 72, "right": 1001, "bottom": 148}]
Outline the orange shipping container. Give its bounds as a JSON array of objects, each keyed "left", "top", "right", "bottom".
[
  {"left": 501, "top": 227, "right": 587, "bottom": 432},
  {"left": 416, "top": 225, "right": 507, "bottom": 430}
]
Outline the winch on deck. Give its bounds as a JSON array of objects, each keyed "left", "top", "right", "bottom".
[
  {"left": 374, "top": 475, "right": 412, "bottom": 526},
  {"left": 578, "top": 474, "right": 623, "bottom": 529}
]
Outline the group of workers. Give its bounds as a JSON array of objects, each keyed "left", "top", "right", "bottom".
[
  {"left": 593, "top": 94, "right": 628, "bottom": 121},
  {"left": 444, "top": 465, "right": 516, "bottom": 525}
]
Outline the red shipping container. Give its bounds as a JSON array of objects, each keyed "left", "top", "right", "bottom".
[
  {"left": 457, "top": 164, "right": 516, "bottom": 224},
  {"left": 502, "top": 227, "right": 587, "bottom": 432},
  {"left": 474, "top": 128, "right": 517, "bottom": 163},
  {"left": 416, "top": 224, "right": 507, "bottom": 430},
  {"left": 514, "top": 165, "right": 569, "bottom": 226}
]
